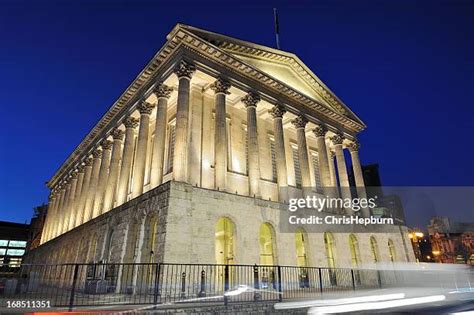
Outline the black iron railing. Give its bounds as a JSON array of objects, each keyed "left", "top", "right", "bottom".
[{"left": 0, "top": 262, "right": 408, "bottom": 309}]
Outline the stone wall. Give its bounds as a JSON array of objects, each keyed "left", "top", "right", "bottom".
[{"left": 26, "top": 181, "right": 415, "bottom": 267}]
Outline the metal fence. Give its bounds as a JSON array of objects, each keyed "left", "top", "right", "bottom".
[{"left": 0, "top": 262, "right": 397, "bottom": 309}]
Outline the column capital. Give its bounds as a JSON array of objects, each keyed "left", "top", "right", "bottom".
[
  {"left": 241, "top": 91, "right": 261, "bottom": 108},
  {"left": 92, "top": 149, "right": 103, "bottom": 159},
  {"left": 269, "top": 104, "right": 286, "bottom": 119},
  {"left": 210, "top": 77, "right": 231, "bottom": 95},
  {"left": 313, "top": 124, "right": 328, "bottom": 137},
  {"left": 70, "top": 171, "right": 78, "bottom": 179},
  {"left": 173, "top": 60, "right": 196, "bottom": 79},
  {"left": 112, "top": 129, "right": 125, "bottom": 141},
  {"left": 291, "top": 115, "right": 308, "bottom": 129},
  {"left": 330, "top": 132, "right": 344, "bottom": 145},
  {"left": 329, "top": 150, "right": 336, "bottom": 159},
  {"left": 124, "top": 116, "right": 139, "bottom": 129},
  {"left": 153, "top": 82, "right": 173, "bottom": 99},
  {"left": 137, "top": 101, "right": 155, "bottom": 115},
  {"left": 84, "top": 157, "right": 93, "bottom": 166},
  {"left": 347, "top": 140, "right": 360, "bottom": 153},
  {"left": 77, "top": 164, "right": 85, "bottom": 173},
  {"left": 101, "top": 140, "right": 113, "bottom": 150}
]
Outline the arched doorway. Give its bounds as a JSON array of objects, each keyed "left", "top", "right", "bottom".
[
  {"left": 259, "top": 223, "right": 276, "bottom": 265},
  {"left": 349, "top": 234, "right": 361, "bottom": 285},
  {"left": 295, "top": 229, "right": 308, "bottom": 267},
  {"left": 349, "top": 234, "right": 361, "bottom": 267},
  {"left": 324, "top": 232, "right": 336, "bottom": 285},
  {"left": 215, "top": 217, "right": 235, "bottom": 265},
  {"left": 388, "top": 239, "right": 396, "bottom": 262},
  {"left": 370, "top": 236, "right": 382, "bottom": 287},
  {"left": 295, "top": 229, "right": 309, "bottom": 288},
  {"left": 370, "top": 236, "right": 379, "bottom": 263}
]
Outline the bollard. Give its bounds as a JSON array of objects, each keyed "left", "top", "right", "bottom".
[
  {"left": 198, "top": 269, "right": 206, "bottom": 297},
  {"left": 253, "top": 264, "right": 260, "bottom": 301},
  {"left": 180, "top": 272, "right": 186, "bottom": 299}
]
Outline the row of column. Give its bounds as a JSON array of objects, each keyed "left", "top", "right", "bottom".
[
  {"left": 41, "top": 67, "right": 181, "bottom": 243},
  {"left": 41, "top": 59, "right": 369, "bottom": 244},
  {"left": 205, "top": 74, "right": 368, "bottom": 217}
]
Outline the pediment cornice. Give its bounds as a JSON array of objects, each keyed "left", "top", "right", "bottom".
[{"left": 47, "top": 23, "right": 365, "bottom": 189}]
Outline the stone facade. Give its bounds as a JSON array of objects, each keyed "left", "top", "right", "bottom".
[
  {"left": 28, "top": 24, "right": 416, "bottom": 268},
  {"left": 27, "top": 181, "right": 414, "bottom": 267}
]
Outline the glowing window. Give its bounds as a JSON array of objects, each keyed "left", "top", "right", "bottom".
[
  {"left": 324, "top": 232, "right": 336, "bottom": 269},
  {"left": 0, "top": 240, "right": 8, "bottom": 247},
  {"left": 311, "top": 152, "right": 323, "bottom": 193},
  {"left": 291, "top": 145, "right": 302, "bottom": 188},
  {"left": 269, "top": 136, "right": 277, "bottom": 182},
  {"left": 8, "top": 241, "right": 26, "bottom": 248},
  {"left": 6, "top": 249, "right": 25, "bottom": 256},
  {"left": 295, "top": 229, "right": 308, "bottom": 267}
]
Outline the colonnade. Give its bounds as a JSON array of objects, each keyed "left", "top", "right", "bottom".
[{"left": 41, "top": 60, "right": 368, "bottom": 244}]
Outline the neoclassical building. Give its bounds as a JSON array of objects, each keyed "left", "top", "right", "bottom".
[{"left": 29, "top": 24, "right": 414, "bottom": 268}]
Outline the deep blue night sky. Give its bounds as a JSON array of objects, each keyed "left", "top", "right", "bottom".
[{"left": 0, "top": 0, "right": 473, "bottom": 227}]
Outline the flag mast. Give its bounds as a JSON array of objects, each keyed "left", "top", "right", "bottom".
[{"left": 273, "top": 8, "right": 281, "bottom": 49}]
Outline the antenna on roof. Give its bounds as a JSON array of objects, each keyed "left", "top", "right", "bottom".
[{"left": 273, "top": 8, "right": 281, "bottom": 49}]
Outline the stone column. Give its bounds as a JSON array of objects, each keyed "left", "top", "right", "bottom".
[
  {"left": 64, "top": 171, "right": 78, "bottom": 232},
  {"left": 150, "top": 83, "right": 173, "bottom": 188},
  {"left": 292, "top": 115, "right": 312, "bottom": 196},
  {"left": 93, "top": 140, "right": 113, "bottom": 218},
  {"left": 348, "top": 140, "right": 370, "bottom": 217},
  {"left": 116, "top": 117, "right": 139, "bottom": 205},
  {"left": 172, "top": 61, "right": 195, "bottom": 182},
  {"left": 313, "top": 125, "right": 331, "bottom": 188},
  {"left": 83, "top": 149, "right": 102, "bottom": 222},
  {"left": 331, "top": 132, "right": 352, "bottom": 215},
  {"left": 69, "top": 165, "right": 85, "bottom": 229},
  {"left": 131, "top": 101, "right": 155, "bottom": 198},
  {"left": 42, "top": 193, "right": 56, "bottom": 243},
  {"left": 211, "top": 77, "right": 231, "bottom": 191},
  {"left": 76, "top": 157, "right": 93, "bottom": 226},
  {"left": 59, "top": 179, "right": 72, "bottom": 234},
  {"left": 102, "top": 129, "right": 124, "bottom": 213},
  {"left": 269, "top": 105, "right": 289, "bottom": 202},
  {"left": 242, "top": 92, "right": 261, "bottom": 197},
  {"left": 53, "top": 186, "right": 67, "bottom": 238}
]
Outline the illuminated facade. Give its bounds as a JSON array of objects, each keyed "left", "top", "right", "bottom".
[{"left": 28, "top": 24, "right": 415, "bottom": 267}]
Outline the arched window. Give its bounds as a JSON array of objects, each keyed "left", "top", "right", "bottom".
[
  {"left": 324, "top": 232, "right": 336, "bottom": 269},
  {"left": 349, "top": 234, "right": 361, "bottom": 267},
  {"left": 388, "top": 239, "right": 396, "bottom": 262},
  {"left": 295, "top": 229, "right": 308, "bottom": 267},
  {"left": 259, "top": 223, "right": 276, "bottom": 265},
  {"left": 370, "top": 236, "right": 379, "bottom": 263},
  {"left": 215, "top": 218, "right": 235, "bottom": 265}
]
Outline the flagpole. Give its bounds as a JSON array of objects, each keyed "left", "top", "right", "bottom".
[{"left": 273, "top": 8, "right": 281, "bottom": 49}]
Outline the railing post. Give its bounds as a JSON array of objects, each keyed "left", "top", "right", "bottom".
[
  {"left": 277, "top": 265, "right": 282, "bottom": 302},
  {"left": 153, "top": 263, "right": 161, "bottom": 306},
  {"left": 351, "top": 269, "right": 356, "bottom": 291},
  {"left": 318, "top": 268, "right": 323, "bottom": 295},
  {"left": 224, "top": 265, "right": 229, "bottom": 306},
  {"left": 68, "top": 264, "right": 79, "bottom": 312},
  {"left": 198, "top": 269, "right": 206, "bottom": 297},
  {"left": 180, "top": 271, "right": 186, "bottom": 299},
  {"left": 253, "top": 264, "right": 260, "bottom": 301}
]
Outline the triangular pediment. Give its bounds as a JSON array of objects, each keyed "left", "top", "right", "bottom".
[{"left": 176, "top": 24, "right": 364, "bottom": 125}]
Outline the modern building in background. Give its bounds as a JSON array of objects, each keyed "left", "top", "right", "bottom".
[
  {"left": 27, "top": 204, "right": 48, "bottom": 251},
  {"left": 349, "top": 163, "right": 406, "bottom": 224},
  {"left": 408, "top": 229, "right": 433, "bottom": 263},
  {"left": 428, "top": 217, "right": 474, "bottom": 265},
  {"left": 0, "top": 221, "right": 29, "bottom": 272},
  {"left": 27, "top": 24, "right": 414, "bottom": 278}
]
